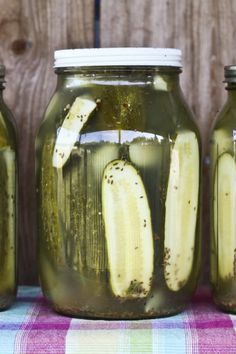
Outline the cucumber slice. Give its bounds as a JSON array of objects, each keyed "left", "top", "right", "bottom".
[
  {"left": 92, "top": 144, "right": 119, "bottom": 180},
  {"left": 41, "top": 141, "right": 64, "bottom": 264},
  {"left": 212, "top": 129, "right": 232, "bottom": 153},
  {"left": 102, "top": 159, "right": 154, "bottom": 298},
  {"left": 0, "top": 147, "right": 16, "bottom": 289},
  {"left": 214, "top": 153, "right": 236, "bottom": 279},
  {"left": 164, "top": 131, "right": 199, "bottom": 291},
  {"left": 153, "top": 75, "right": 169, "bottom": 91},
  {"left": 129, "top": 139, "right": 162, "bottom": 168},
  {"left": 210, "top": 129, "right": 232, "bottom": 284},
  {"left": 53, "top": 97, "right": 96, "bottom": 168},
  {"left": 211, "top": 129, "right": 232, "bottom": 172},
  {"left": 63, "top": 143, "right": 119, "bottom": 272}
]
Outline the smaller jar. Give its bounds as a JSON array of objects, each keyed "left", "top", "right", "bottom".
[
  {"left": 0, "top": 64, "right": 17, "bottom": 310},
  {"left": 210, "top": 65, "right": 236, "bottom": 312}
]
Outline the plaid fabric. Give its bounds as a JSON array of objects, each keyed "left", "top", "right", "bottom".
[{"left": 1, "top": 287, "right": 236, "bottom": 354}]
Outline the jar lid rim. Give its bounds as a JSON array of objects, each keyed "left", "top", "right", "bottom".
[
  {"left": 54, "top": 48, "right": 182, "bottom": 68},
  {"left": 224, "top": 65, "right": 236, "bottom": 83}
]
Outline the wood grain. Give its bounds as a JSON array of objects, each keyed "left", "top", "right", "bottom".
[
  {"left": 101, "top": 0, "right": 236, "bottom": 143},
  {"left": 0, "top": 0, "right": 94, "bottom": 284},
  {"left": 100, "top": 0, "right": 236, "bottom": 284}
]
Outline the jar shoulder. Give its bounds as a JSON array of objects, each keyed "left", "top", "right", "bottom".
[
  {"left": 212, "top": 101, "right": 236, "bottom": 132},
  {"left": 37, "top": 85, "right": 200, "bottom": 144}
]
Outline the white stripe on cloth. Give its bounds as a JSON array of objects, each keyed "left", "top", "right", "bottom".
[{"left": 65, "top": 320, "right": 129, "bottom": 354}]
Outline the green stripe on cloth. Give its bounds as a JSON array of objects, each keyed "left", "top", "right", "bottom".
[{"left": 130, "top": 328, "right": 153, "bottom": 353}]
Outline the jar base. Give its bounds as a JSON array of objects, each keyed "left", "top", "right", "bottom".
[
  {"left": 0, "top": 295, "right": 15, "bottom": 311},
  {"left": 51, "top": 303, "right": 185, "bottom": 320},
  {"left": 214, "top": 297, "right": 236, "bottom": 314}
]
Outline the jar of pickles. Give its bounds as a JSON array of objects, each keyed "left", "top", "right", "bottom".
[
  {"left": 0, "top": 64, "right": 17, "bottom": 310},
  {"left": 210, "top": 65, "right": 236, "bottom": 312},
  {"left": 36, "top": 48, "right": 201, "bottom": 319}
]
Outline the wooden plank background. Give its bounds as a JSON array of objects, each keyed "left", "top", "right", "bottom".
[
  {"left": 0, "top": 0, "right": 94, "bottom": 284},
  {"left": 101, "top": 0, "right": 236, "bottom": 141},
  {"left": 0, "top": 0, "right": 236, "bottom": 284}
]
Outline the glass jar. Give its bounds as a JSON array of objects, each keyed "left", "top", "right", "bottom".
[
  {"left": 210, "top": 65, "right": 236, "bottom": 312},
  {"left": 36, "top": 48, "right": 201, "bottom": 319},
  {"left": 0, "top": 64, "right": 17, "bottom": 310}
]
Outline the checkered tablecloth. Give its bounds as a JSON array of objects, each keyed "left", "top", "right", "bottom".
[{"left": 1, "top": 286, "right": 236, "bottom": 354}]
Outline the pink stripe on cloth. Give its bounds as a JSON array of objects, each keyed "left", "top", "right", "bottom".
[
  {"left": 14, "top": 295, "right": 71, "bottom": 354},
  {"left": 189, "top": 288, "right": 236, "bottom": 354},
  {"left": 184, "top": 303, "right": 199, "bottom": 354}
]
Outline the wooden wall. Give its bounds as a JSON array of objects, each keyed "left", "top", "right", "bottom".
[{"left": 0, "top": 0, "right": 236, "bottom": 284}]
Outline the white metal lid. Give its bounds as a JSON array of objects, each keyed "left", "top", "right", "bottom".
[{"left": 54, "top": 48, "right": 182, "bottom": 68}]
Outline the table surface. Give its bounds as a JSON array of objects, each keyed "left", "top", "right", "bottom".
[{"left": 0, "top": 286, "right": 236, "bottom": 354}]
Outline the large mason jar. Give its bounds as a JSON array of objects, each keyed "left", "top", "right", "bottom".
[
  {"left": 210, "top": 65, "right": 236, "bottom": 312},
  {"left": 36, "top": 48, "right": 201, "bottom": 319},
  {"left": 0, "top": 64, "right": 17, "bottom": 310}
]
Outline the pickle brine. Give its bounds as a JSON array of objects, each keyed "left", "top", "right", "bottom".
[{"left": 37, "top": 51, "right": 200, "bottom": 319}]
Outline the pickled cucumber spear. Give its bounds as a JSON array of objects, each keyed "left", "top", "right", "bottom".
[
  {"left": 53, "top": 97, "right": 96, "bottom": 168},
  {"left": 129, "top": 139, "right": 162, "bottom": 168},
  {"left": 210, "top": 129, "right": 232, "bottom": 284},
  {"left": 164, "top": 131, "right": 199, "bottom": 291},
  {"left": 214, "top": 153, "right": 236, "bottom": 279},
  {"left": 0, "top": 147, "right": 16, "bottom": 289},
  {"left": 64, "top": 144, "right": 119, "bottom": 272},
  {"left": 41, "top": 141, "right": 64, "bottom": 263},
  {"left": 84, "top": 144, "right": 119, "bottom": 272},
  {"left": 211, "top": 129, "right": 232, "bottom": 173},
  {"left": 102, "top": 159, "right": 154, "bottom": 298}
]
